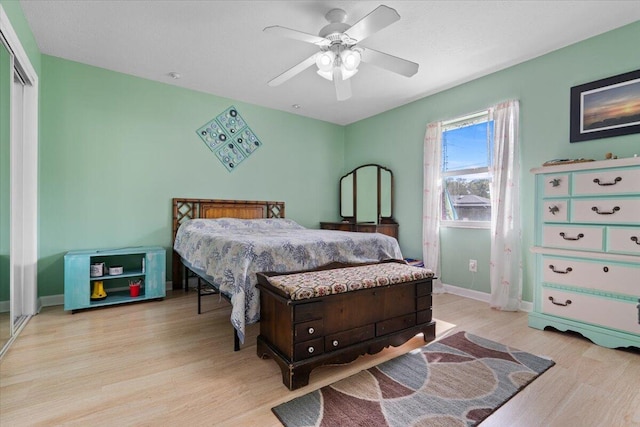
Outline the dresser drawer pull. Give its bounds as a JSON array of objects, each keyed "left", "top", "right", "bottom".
[
  {"left": 631, "top": 236, "right": 640, "bottom": 246},
  {"left": 308, "top": 346, "right": 315, "bottom": 354},
  {"left": 548, "top": 205, "right": 560, "bottom": 215},
  {"left": 592, "top": 177, "right": 622, "bottom": 186},
  {"left": 637, "top": 299, "right": 639, "bottom": 324},
  {"left": 308, "top": 327, "right": 315, "bottom": 335},
  {"left": 591, "top": 206, "right": 620, "bottom": 215},
  {"left": 548, "top": 296, "right": 572, "bottom": 306},
  {"left": 603, "top": 266, "right": 609, "bottom": 273},
  {"left": 549, "top": 265, "right": 572, "bottom": 274},
  {"left": 332, "top": 340, "right": 339, "bottom": 347},
  {"left": 559, "top": 232, "right": 584, "bottom": 241},
  {"left": 549, "top": 178, "right": 561, "bottom": 187}
]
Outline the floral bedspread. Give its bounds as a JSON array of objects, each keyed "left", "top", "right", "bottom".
[{"left": 173, "top": 218, "right": 403, "bottom": 343}]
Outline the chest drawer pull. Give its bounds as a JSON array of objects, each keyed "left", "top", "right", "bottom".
[
  {"left": 591, "top": 206, "right": 620, "bottom": 215},
  {"left": 559, "top": 232, "right": 584, "bottom": 241},
  {"left": 308, "top": 327, "right": 315, "bottom": 335},
  {"left": 592, "top": 177, "right": 622, "bottom": 186},
  {"left": 548, "top": 205, "right": 560, "bottom": 215},
  {"left": 631, "top": 236, "right": 640, "bottom": 245},
  {"left": 308, "top": 346, "right": 315, "bottom": 354},
  {"left": 603, "top": 266, "right": 609, "bottom": 273},
  {"left": 548, "top": 296, "right": 572, "bottom": 306},
  {"left": 332, "top": 340, "right": 339, "bottom": 347},
  {"left": 637, "top": 299, "right": 640, "bottom": 324},
  {"left": 550, "top": 178, "right": 561, "bottom": 187},
  {"left": 549, "top": 265, "right": 572, "bottom": 274}
]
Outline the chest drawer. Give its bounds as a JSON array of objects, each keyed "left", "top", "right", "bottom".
[
  {"left": 542, "top": 256, "right": 640, "bottom": 297},
  {"left": 607, "top": 227, "right": 640, "bottom": 255},
  {"left": 542, "top": 288, "right": 640, "bottom": 336},
  {"left": 376, "top": 313, "right": 416, "bottom": 336},
  {"left": 572, "top": 198, "right": 640, "bottom": 224},
  {"left": 325, "top": 324, "right": 375, "bottom": 352},
  {"left": 294, "top": 337, "right": 324, "bottom": 360},
  {"left": 573, "top": 168, "right": 640, "bottom": 196},
  {"left": 542, "top": 225, "right": 603, "bottom": 251},
  {"left": 294, "top": 319, "right": 324, "bottom": 343}
]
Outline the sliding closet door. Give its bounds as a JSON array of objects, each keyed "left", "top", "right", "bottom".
[{"left": 0, "top": 37, "right": 11, "bottom": 351}]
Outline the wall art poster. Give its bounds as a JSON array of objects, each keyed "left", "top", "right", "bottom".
[{"left": 570, "top": 69, "right": 640, "bottom": 142}]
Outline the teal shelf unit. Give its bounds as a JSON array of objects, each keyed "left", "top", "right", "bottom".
[{"left": 64, "top": 246, "right": 166, "bottom": 312}]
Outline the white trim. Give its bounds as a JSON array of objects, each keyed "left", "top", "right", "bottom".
[
  {"left": 0, "top": 4, "right": 39, "bottom": 359},
  {"left": 443, "top": 282, "right": 532, "bottom": 312},
  {"left": 440, "top": 220, "right": 491, "bottom": 229}
]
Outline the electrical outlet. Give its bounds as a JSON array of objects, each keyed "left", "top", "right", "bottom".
[{"left": 469, "top": 259, "right": 478, "bottom": 272}]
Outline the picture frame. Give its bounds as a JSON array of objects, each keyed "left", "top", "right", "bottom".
[{"left": 570, "top": 69, "right": 640, "bottom": 142}]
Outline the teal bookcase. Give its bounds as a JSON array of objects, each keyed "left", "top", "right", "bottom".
[{"left": 64, "top": 246, "right": 166, "bottom": 312}]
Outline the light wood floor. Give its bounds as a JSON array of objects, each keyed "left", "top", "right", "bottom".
[{"left": 1, "top": 291, "right": 638, "bottom": 427}]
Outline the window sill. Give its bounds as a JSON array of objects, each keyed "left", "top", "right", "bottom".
[{"left": 440, "top": 220, "right": 490, "bottom": 230}]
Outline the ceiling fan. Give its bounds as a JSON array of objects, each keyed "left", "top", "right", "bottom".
[{"left": 264, "top": 5, "right": 419, "bottom": 101}]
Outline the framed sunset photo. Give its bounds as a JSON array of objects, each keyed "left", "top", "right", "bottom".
[{"left": 570, "top": 69, "right": 640, "bottom": 142}]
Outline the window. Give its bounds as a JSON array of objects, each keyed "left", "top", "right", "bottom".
[{"left": 441, "top": 111, "right": 494, "bottom": 227}]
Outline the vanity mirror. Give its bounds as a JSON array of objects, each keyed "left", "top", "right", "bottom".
[{"left": 322, "top": 164, "right": 398, "bottom": 240}]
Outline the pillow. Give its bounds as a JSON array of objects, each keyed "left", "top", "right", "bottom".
[{"left": 182, "top": 218, "right": 304, "bottom": 231}]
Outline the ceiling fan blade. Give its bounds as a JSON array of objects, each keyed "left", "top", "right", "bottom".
[
  {"left": 267, "top": 53, "right": 318, "bottom": 87},
  {"left": 263, "top": 26, "right": 331, "bottom": 46},
  {"left": 333, "top": 67, "right": 352, "bottom": 101},
  {"left": 344, "top": 5, "right": 400, "bottom": 43},
  {"left": 360, "top": 47, "right": 419, "bottom": 77}
]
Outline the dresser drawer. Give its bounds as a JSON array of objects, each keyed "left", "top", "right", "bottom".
[
  {"left": 543, "top": 200, "right": 568, "bottom": 222},
  {"left": 542, "top": 288, "right": 640, "bottom": 336},
  {"left": 573, "top": 168, "right": 640, "bottom": 196},
  {"left": 607, "top": 227, "right": 640, "bottom": 255},
  {"left": 572, "top": 198, "right": 640, "bottom": 224},
  {"left": 294, "top": 319, "right": 324, "bottom": 343},
  {"left": 325, "top": 324, "right": 375, "bottom": 352},
  {"left": 542, "top": 225, "right": 603, "bottom": 251},
  {"left": 543, "top": 174, "right": 570, "bottom": 197},
  {"left": 542, "top": 256, "right": 640, "bottom": 297}
]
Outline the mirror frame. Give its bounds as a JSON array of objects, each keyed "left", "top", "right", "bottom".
[{"left": 339, "top": 164, "right": 395, "bottom": 224}]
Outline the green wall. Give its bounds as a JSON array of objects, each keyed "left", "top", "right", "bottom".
[
  {"left": 345, "top": 21, "right": 640, "bottom": 301},
  {"left": 38, "top": 56, "right": 345, "bottom": 296}
]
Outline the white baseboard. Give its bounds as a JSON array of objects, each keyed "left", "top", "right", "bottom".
[{"left": 442, "top": 283, "right": 532, "bottom": 312}]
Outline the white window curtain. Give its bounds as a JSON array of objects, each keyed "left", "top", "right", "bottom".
[
  {"left": 488, "top": 100, "right": 522, "bottom": 311},
  {"left": 422, "top": 121, "right": 444, "bottom": 293}
]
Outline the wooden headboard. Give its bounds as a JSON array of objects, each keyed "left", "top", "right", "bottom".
[{"left": 171, "top": 198, "right": 285, "bottom": 288}]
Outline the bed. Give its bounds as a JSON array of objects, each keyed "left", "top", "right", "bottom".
[{"left": 171, "top": 198, "right": 403, "bottom": 350}]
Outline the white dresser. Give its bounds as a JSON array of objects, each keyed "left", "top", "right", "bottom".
[{"left": 530, "top": 157, "right": 640, "bottom": 349}]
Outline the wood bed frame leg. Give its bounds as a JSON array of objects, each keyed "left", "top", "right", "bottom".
[{"left": 172, "top": 251, "right": 183, "bottom": 290}]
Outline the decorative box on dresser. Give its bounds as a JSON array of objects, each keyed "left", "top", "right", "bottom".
[{"left": 529, "top": 157, "right": 640, "bottom": 349}]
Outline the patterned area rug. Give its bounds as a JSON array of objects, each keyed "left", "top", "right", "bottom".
[{"left": 272, "top": 331, "right": 555, "bottom": 427}]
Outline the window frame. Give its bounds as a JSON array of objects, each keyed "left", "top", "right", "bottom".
[{"left": 440, "top": 110, "right": 492, "bottom": 229}]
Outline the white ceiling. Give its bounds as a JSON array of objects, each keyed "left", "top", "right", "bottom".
[{"left": 20, "top": 1, "right": 640, "bottom": 125}]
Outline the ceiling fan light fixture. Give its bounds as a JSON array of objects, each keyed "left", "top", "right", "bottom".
[
  {"left": 315, "top": 51, "right": 335, "bottom": 72},
  {"left": 341, "top": 67, "right": 358, "bottom": 80},
  {"left": 340, "top": 49, "right": 361, "bottom": 72}
]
